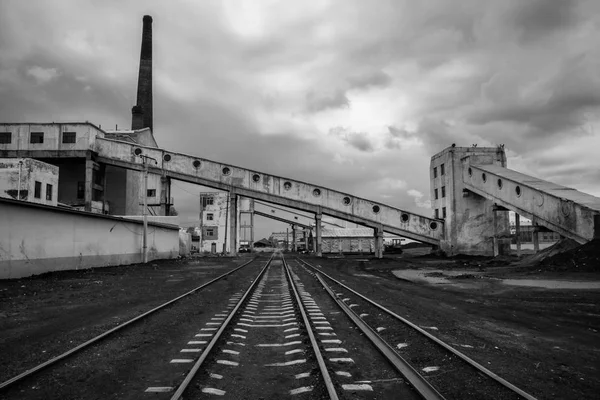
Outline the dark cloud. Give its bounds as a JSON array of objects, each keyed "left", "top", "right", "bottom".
[
  {"left": 510, "top": 0, "right": 580, "bottom": 42},
  {"left": 328, "top": 126, "right": 374, "bottom": 152},
  {"left": 306, "top": 89, "right": 350, "bottom": 113}
]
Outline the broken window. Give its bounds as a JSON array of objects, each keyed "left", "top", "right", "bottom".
[
  {"left": 202, "top": 195, "right": 214, "bottom": 208},
  {"left": 440, "top": 163, "right": 445, "bottom": 175},
  {"left": 34, "top": 181, "right": 42, "bottom": 198},
  {"left": 147, "top": 189, "right": 156, "bottom": 197},
  {"left": 434, "top": 188, "right": 439, "bottom": 200},
  {"left": 62, "top": 132, "right": 76, "bottom": 144},
  {"left": 46, "top": 184, "right": 53, "bottom": 201},
  {"left": 442, "top": 207, "right": 447, "bottom": 218},
  {"left": 30, "top": 132, "right": 44, "bottom": 144},
  {"left": 441, "top": 186, "right": 446, "bottom": 198},
  {"left": 206, "top": 213, "right": 214, "bottom": 221},
  {"left": 205, "top": 228, "right": 215, "bottom": 237},
  {"left": 0, "top": 132, "right": 11, "bottom": 144},
  {"left": 434, "top": 209, "right": 439, "bottom": 219},
  {"left": 433, "top": 167, "right": 437, "bottom": 178}
]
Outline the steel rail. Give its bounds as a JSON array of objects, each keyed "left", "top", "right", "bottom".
[
  {"left": 282, "top": 256, "right": 339, "bottom": 400},
  {"left": 314, "top": 272, "right": 444, "bottom": 400},
  {"left": 296, "top": 258, "right": 539, "bottom": 400},
  {"left": 0, "top": 256, "right": 262, "bottom": 392},
  {"left": 170, "top": 253, "right": 275, "bottom": 400}
]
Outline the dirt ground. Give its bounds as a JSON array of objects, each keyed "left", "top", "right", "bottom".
[
  {"left": 298, "top": 245, "right": 600, "bottom": 400},
  {"left": 0, "top": 246, "right": 598, "bottom": 399}
]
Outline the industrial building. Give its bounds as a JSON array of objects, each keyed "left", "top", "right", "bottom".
[{"left": 0, "top": 158, "right": 58, "bottom": 207}]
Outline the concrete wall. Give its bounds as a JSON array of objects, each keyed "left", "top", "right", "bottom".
[
  {"left": 321, "top": 237, "right": 374, "bottom": 254},
  {"left": 0, "top": 123, "right": 104, "bottom": 152},
  {"left": 0, "top": 197, "right": 179, "bottom": 279},
  {"left": 431, "top": 147, "right": 510, "bottom": 256},
  {"left": 0, "top": 158, "right": 58, "bottom": 206}
]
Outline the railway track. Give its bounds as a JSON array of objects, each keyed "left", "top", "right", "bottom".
[
  {"left": 0, "top": 255, "right": 269, "bottom": 399},
  {"left": 294, "top": 257, "right": 539, "bottom": 400}
]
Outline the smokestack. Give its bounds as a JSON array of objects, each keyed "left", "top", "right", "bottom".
[{"left": 132, "top": 15, "right": 153, "bottom": 131}]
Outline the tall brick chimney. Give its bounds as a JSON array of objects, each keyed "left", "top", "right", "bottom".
[{"left": 132, "top": 15, "right": 153, "bottom": 131}]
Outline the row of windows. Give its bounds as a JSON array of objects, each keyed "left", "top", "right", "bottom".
[
  {"left": 0, "top": 131, "right": 77, "bottom": 144},
  {"left": 434, "top": 186, "right": 446, "bottom": 200},
  {"left": 433, "top": 163, "right": 445, "bottom": 178},
  {"left": 33, "top": 181, "right": 53, "bottom": 201},
  {"left": 434, "top": 207, "right": 447, "bottom": 219}
]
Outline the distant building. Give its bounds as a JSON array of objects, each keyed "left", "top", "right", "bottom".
[
  {"left": 0, "top": 158, "right": 58, "bottom": 207},
  {"left": 198, "top": 192, "right": 253, "bottom": 253}
]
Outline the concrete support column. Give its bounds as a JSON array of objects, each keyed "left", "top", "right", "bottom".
[
  {"left": 229, "top": 191, "right": 238, "bottom": 256},
  {"left": 315, "top": 211, "right": 322, "bottom": 257},
  {"left": 303, "top": 230, "right": 308, "bottom": 252},
  {"left": 533, "top": 223, "right": 540, "bottom": 253},
  {"left": 492, "top": 208, "right": 499, "bottom": 257},
  {"left": 249, "top": 199, "right": 255, "bottom": 251},
  {"left": 160, "top": 176, "right": 170, "bottom": 216},
  {"left": 515, "top": 214, "right": 521, "bottom": 257},
  {"left": 292, "top": 225, "right": 297, "bottom": 252},
  {"left": 84, "top": 155, "right": 93, "bottom": 212},
  {"left": 374, "top": 226, "right": 384, "bottom": 258}
]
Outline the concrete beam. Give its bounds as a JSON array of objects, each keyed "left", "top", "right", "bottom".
[
  {"left": 464, "top": 164, "right": 600, "bottom": 244},
  {"left": 95, "top": 138, "right": 443, "bottom": 245},
  {"left": 253, "top": 210, "right": 313, "bottom": 229}
]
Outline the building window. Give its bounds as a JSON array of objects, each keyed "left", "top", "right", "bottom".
[
  {"left": 0, "top": 132, "right": 11, "bottom": 144},
  {"left": 434, "top": 188, "right": 439, "bottom": 200},
  {"left": 441, "top": 186, "right": 446, "bottom": 198},
  {"left": 205, "top": 228, "right": 215, "bottom": 237},
  {"left": 34, "top": 181, "right": 42, "bottom": 198},
  {"left": 442, "top": 207, "right": 447, "bottom": 218},
  {"left": 202, "top": 195, "right": 214, "bottom": 208},
  {"left": 62, "top": 132, "right": 76, "bottom": 144},
  {"left": 434, "top": 209, "right": 439, "bottom": 219},
  {"left": 46, "top": 184, "right": 53, "bottom": 201},
  {"left": 433, "top": 167, "right": 437, "bottom": 178},
  {"left": 440, "top": 163, "right": 445, "bottom": 175},
  {"left": 77, "top": 181, "right": 85, "bottom": 199},
  {"left": 30, "top": 132, "right": 44, "bottom": 144},
  {"left": 206, "top": 213, "right": 214, "bottom": 221},
  {"left": 147, "top": 189, "right": 156, "bottom": 197}
]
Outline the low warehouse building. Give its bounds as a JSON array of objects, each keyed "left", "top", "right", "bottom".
[{"left": 321, "top": 228, "right": 375, "bottom": 254}]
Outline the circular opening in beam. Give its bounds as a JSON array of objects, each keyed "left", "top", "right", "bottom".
[
  {"left": 515, "top": 185, "right": 521, "bottom": 197},
  {"left": 252, "top": 174, "right": 260, "bottom": 182},
  {"left": 283, "top": 181, "right": 292, "bottom": 191},
  {"left": 372, "top": 205, "right": 380, "bottom": 214},
  {"left": 313, "top": 188, "right": 321, "bottom": 197},
  {"left": 163, "top": 154, "right": 171, "bottom": 162},
  {"left": 342, "top": 196, "right": 352, "bottom": 206},
  {"left": 193, "top": 160, "right": 201, "bottom": 168},
  {"left": 401, "top": 213, "right": 409, "bottom": 222},
  {"left": 482, "top": 173, "right": 487, "bottom": 183},
  {"left": 134, "top": 148, "right": 143, "bottom": 156},
  {"left": 430, "top": 221, "right": 438, "bottom": 230},
  {"left": 222, "top": 167, "right": 231, "bottom": 176}
]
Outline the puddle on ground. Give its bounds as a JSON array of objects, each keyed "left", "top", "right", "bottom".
[{"left": 393, "top": 270, "right": 600, "bottom": 290}]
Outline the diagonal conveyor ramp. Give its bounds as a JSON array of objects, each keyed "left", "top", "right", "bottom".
[{"left": 95, "top": 138, "right": 443, "bottom": 245}]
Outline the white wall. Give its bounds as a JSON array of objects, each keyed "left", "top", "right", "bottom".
[{"left": 0, "top": 198, "right": 179, "bottom": 279}]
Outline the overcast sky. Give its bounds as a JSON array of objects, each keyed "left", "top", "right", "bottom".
[{"left": 1, "top": 0, "right": 599, "bottom": 239}]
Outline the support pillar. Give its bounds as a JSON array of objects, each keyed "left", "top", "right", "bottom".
[
  {"left": 292, "top": 225, "right": 297, "bottom": 252},
  {"left": 492, "top": 208, "right": 499, "bottom": 257},
  {"left": 533, "top": 223, "right": 540, "bottom": 253},
  {"left": 84, "top": 155, "right": 93, "bottom": 212},
  {"left": 315, "top": 211, "right": 322, "bottom": 257},
  {"left": 303, "top": 229, "right": 308, "bottom": 252},
  {"left": 374, "top": 226, "right": 384, "bottom": 258},
  {"left": 249, "top": 199, "right": 255, "bottom": 251},
  {"left": 229, "top": 191, "right": 238, "bottom": 256},
  {"left": 515, "top": 214, "right": 521, "bottom": 257},
  {"left": 160, "top": 176, "right": 171, "bottom": 216}
]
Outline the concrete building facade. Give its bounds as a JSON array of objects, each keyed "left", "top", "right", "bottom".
[
  {"left": 431, "top": 146, "right": 511, "bottom": 256},
  {"left": 0, "top": 158, "right": 58, "bottom": 206},
  {"left": 198, "top": 192, "right": 253, "bottom": 253}
]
